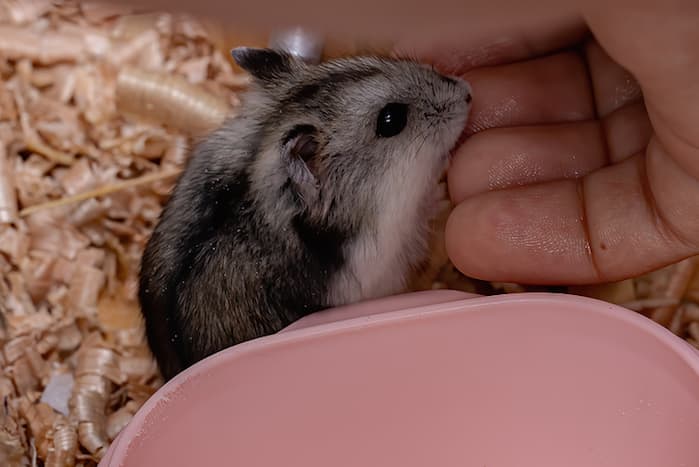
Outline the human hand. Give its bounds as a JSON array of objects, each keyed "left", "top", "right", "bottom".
[{"left": 404, "top": 0, "right": 699, "bottom": 285}]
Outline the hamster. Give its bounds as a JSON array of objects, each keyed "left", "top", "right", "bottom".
[{"left": 138, "top": 47, "right": 472, "bottom": 381}]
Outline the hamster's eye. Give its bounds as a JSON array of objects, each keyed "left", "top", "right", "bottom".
[{"left": 376, "top": 103, "right": 408, "bottom": 138}]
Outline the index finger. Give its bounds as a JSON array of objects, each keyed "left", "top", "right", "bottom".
[
  {"left": 128, "top": 0, "right": 582, "bottom": 48},
  {"left": 393, "top": 13, "right": 586, "bottom": 74}
]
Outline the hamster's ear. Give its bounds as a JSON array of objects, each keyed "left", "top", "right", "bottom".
[
  {"left": 231, "top": 47, "right": 296, "bottom": 82},
  {"left": 282, "top": 124, "right": 323, "bottom": 205}
]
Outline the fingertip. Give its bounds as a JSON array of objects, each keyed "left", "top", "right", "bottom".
[
  {"left": 444, "top": 197, "right": 494, "bottom": 280},
  {"left": 445, "top": 181, "right": 598, "bottom": 284}
]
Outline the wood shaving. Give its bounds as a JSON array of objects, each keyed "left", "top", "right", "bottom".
[
  {"left": 115, "top": 65, "right": 231, "bottom": 137},
  {"left": 569, "top": 279, "right": 636, "bottom": 304},
  {"left": 1, "top": 2, "right": 698, "bottom": 466},
  {"left": 0, "top": 25, "right": 88, "bottom": 64},
  {"left": 45, "top": 419, "right": 78, "bottom": 467},
  {"left": 0, "top": 0, "right": 53, "bottom": 25},
  {"left": 19, "top": 167, "right": 180, "bottom": 217},
  {"left": 105, "top": 402, "right": 137, "bottom": 441},
  {"left": 650, "top": 257, "right": 696, "bottom": 325},
  {"left": 0, "top": 412, "right": 25, "bottom": 466},
  {"left": 79, "top": 2, "right": 136, "bottom": 24},
  {"left": 619, "top": 297, "right": 681, "bottom": 312},
  {"left": 0, "top": 143, "right": 18, "bottom": 223},
  {"left": 18, "top": 397, "right": 59, "bottom": 459}
]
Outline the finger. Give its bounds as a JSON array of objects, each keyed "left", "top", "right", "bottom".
[
  {"left": 584, "top": 40, "right": 642, "bottom": 117},
  {"left": 449, "top": 78, "right": 651, "bottom": 201},
  {"left": 137, "top": 0, "right": 579, "bottom": 46},
  {"left": 602, "top": 101, "right": 652, "bottom": 163},
  {"left": 394, "top": 13, "right": 586, "bottom": 74},
  {"left": 448, "top": 102, "right": 653, "bottom": 201},
  {"left": 463, "top": 51, "right": 595, "bottom": 134},
  {"left": 445, "top": 179, "right": 597, "bottom": 284},
  {"left": 448, "top": 121, "right": 607, "bottom": 203},
  {"left": 445, "top": 152, "right": 699, "bottom": 284},
  {"left": 583, "top": 0, "right": 699, "bottom": 180},
  {"left": 584, "top": 149, "right": 699, "bottom": 277},
  {"left": 645, "top": 139, "right": 699, "bottom": 254}
]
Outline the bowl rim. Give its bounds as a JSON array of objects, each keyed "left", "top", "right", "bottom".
[{"left": 103, "top": 291, "right": 699, "bottom": 465}]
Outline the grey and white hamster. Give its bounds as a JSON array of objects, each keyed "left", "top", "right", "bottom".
[{"left": 138, "top": 47, "right": 472, "bottom": 381}]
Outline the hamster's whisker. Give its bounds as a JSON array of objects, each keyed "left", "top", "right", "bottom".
[
  {"left": 406, "top": 126, "right": 430, "bottom": 151},
  {"left": 411, "top": 128, "right": 433, "bottom": 163}
]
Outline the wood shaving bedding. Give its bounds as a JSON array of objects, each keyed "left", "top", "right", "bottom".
[{"left": 0, "top": 2, "right": 697, "bottom": 465}]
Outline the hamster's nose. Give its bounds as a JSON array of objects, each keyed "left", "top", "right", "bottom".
[{"left": 457, "top": 79, "right": 473, "bottom": 104}]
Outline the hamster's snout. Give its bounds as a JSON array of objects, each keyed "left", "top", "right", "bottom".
[
  {"left": 460, "top": 81, "right": 473, "bottom": 104},
  {"left": 450, "top": 78, "right": 473, "bottom": 107}
]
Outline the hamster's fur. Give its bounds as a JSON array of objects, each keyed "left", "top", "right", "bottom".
[{"left": 138, "top": 47, "right": 472, "bottom": 380}]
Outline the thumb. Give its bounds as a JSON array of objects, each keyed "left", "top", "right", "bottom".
[{"left": 583, "top": 0, "right": 699, "bottom": 177}]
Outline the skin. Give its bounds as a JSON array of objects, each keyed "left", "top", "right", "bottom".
[{"left": 133, "top": 0, "right": 699, "bottom": 286}]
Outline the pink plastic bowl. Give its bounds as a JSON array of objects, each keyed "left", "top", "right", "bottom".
[{"left": 100, "top": 290, "right": 699, "bottom": 467}]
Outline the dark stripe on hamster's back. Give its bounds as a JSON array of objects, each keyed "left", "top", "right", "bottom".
[
  {"left": 162, "top": 170, "right": 253, "bottom": 370},
  {"left": 176, "top": 171, "right": 253, "bottom": 279},
  {"left": 283, "top": 66, "right": 382, "bottom": 107}
]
